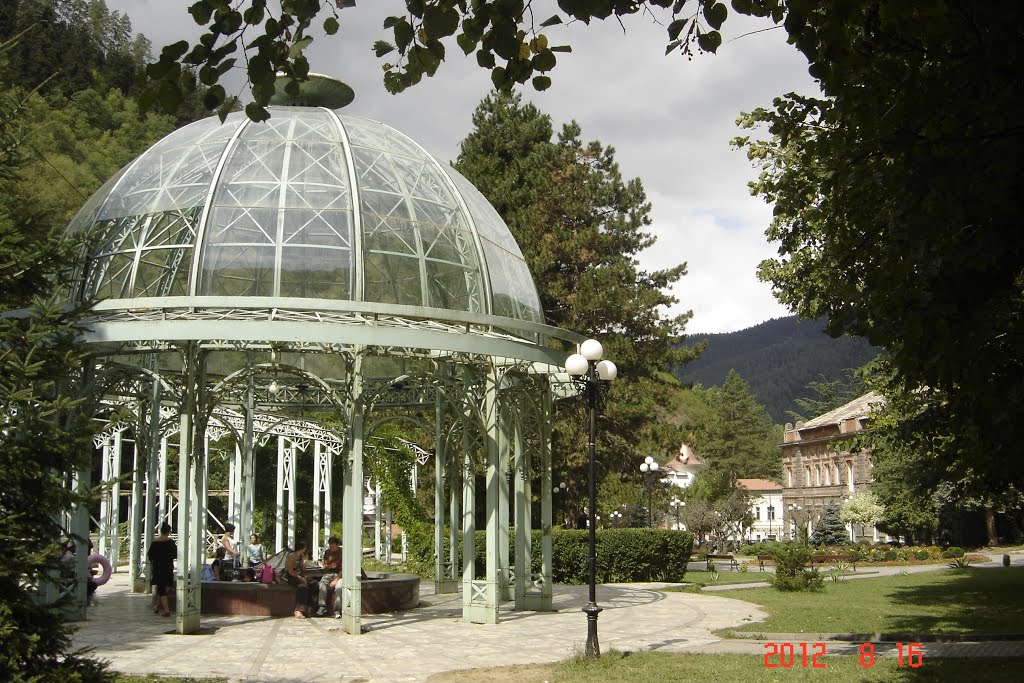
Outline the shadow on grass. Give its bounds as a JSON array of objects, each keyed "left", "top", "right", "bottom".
[{"left": 885, "top": 567, "right": 1024, "bottom": 634}]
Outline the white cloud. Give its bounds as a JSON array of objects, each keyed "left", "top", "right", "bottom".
[{"left": 108, "top": 1, "right": 817, "bottom": 333}]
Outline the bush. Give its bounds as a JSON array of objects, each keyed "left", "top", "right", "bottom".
[
  {"left": 883, "top": 550, "right": 898, "bottom": 561},
  {"left": 942, "top": 546, "right": 965, "bottom": 559},
  {"left": 405, "top": 526, "right": 693, "bottom": 584},
  {"left": 767, "top": 543, "right": 824, "bottom": 592},
  {"left": 1003, "top": 554, "right": 1011, "bottom": 567},
  {"left": 915, "top": 550, "right": 930, "bottom": 561}
]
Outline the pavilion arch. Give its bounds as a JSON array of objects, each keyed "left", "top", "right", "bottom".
[{"left": 59, "top": 101, "right": 584, "bottom": 634}]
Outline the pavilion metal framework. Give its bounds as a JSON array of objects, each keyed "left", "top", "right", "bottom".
[{"left": 56, "top": 106, "right": 584, "bottom": 635}]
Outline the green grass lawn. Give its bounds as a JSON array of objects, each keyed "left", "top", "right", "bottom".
[
  {"left": 426, "top": 651, "right": 1024, "bottom": 682},
  {"left": 722, "top": 567, "right": 1024, "bottom": 636}
]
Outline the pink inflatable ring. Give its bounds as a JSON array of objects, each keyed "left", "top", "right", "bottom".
[{"left": 87, "top": 553, "right": 112, "bottom": 586}]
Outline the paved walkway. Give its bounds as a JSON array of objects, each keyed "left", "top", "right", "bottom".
[{"left": 71, "top": 554, "right": 1024, "bottom": 682}]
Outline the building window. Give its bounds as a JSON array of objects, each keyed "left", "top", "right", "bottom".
[
  {"left": 755, "top": 506, "right": 761, "bottom": 520},
  {"left": 834, "top": 463, "right": 841, "bottom": 485},
  {"left": 824, "top": 465, "right": 831, "bottom": 486},
  {"left": 768, "top": 506, "right": 776, "bottom": 521},
  {"left": 847, "top": 461, "right": 855, "bottom": 492},
  {"left": 787, "top": 468, "right": 793, "bottom": 487}
]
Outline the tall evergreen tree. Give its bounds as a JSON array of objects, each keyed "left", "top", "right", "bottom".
[
  {"left": 455, "top": 92, "right": 701, "bottom": 523},
  {"left": 695, "top": 369, "right": 781, "bottom": 481},
  {"left": 0, "top": 44, "right": 108, "bottom": 681},
  {"left": 811, "top": 502, "right": 849, "bottom": 546}
]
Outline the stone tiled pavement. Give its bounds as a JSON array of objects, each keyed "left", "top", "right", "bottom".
[
  {"left": 73, "top": 571, "right": 766, "bottom": 682},
  {"left": 72, "top": 555, "right": 1024, "bottom": 682}
]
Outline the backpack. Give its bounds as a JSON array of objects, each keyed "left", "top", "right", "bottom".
[
  {"left": 254, "top": 562, "right": 274, "bottom": 584},
  {"left": 201, "top": 564, "right": 215, "bottom": 581}
]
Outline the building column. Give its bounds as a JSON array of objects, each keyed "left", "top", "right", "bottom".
[
  {"left": 98, "top": 430, "right": 123, "bottom": 569},
  {"left": 175, "top": 345, "right": 207, "bottom": 634},
  {"left": 339, "top": 352, "right": 364, "bottom": 635}
]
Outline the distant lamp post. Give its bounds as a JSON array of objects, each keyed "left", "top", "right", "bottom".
[
  {"left": 610, "top": 510, "right": 623, "bottom": 527},
  {"left": 639, "top": 456, "right": 660, "bottom": 528},
  {"left": 552, "top": 483, "right": 569, "bottom": 528},
  {"left": 669, "top": 498, "right": 685, "bottom": 530},
  {"left": 767, "top": 504, "right": 775, "bottom": 539},
  {"left": 788, "top": 503, "right": 806, "bottom": 544},
  {"left": 565, "top": 338, "right": 617, "bottom": 659}
]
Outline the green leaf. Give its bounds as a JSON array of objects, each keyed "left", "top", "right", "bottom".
[
  {"left": 162, "top": 40, "right": 190, "bottom": 60},
  {"left": 665, "top": 39, "right": 681, "bottom": 55},
  {"left": 245, "top": 101, "right": 271, "bottom": 122},
  {"left": 532, "top": 50, "right": 556, "bottom": 72},
  {"left": 457, "top": 33, "right": 477, "bottom": 55},
  {"left": 189, "top": 1, "right": 213, "bottom": 25},
  {"left": 668, "top": 18, "right": 687, "bottom": 40},
  {"left": 490, "top": 65, "right": 507, "bottom": 89},
  {"left": 540, "top": 14, "right": 563, "bottom": 27},
  {"left": 423, "top": 6, "right": 460, "bottom": 38},
  {"left": 549, "top": 45, "right": 572, "bottom": 53},
  {"left": 324, "top": 16, "right": 339, "bottom": 35},
  {"left": 697, "top": 30, "right": 722, "bottom": 53},
  {"left": 289, "top": 36, "right": 314, "bottom": 58},
  {"left": 476, "top": 49, "right": 496, "bottom": 68},
  {"left": 532, "top": 75, "right": 552, "bottom": 91},
  {"left": 243, "top": 4, "right": 266, "bottom": 25},
  {"left": 393, "top": 18, "right": 414, "bottom": 52},
  {"left": 704, "top": 2, "right": 728, "bottom": 30},
  {"left": 374, "top": 40, "right": 396, "bottom": 57}
]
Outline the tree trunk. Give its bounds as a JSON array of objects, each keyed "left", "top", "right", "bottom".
[{"left": 985, "top": 503, "right": 998, "bottom": 546}]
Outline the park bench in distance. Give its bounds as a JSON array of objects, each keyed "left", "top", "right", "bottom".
[{"left": 705, "top": 553, "right": 739, "bottom": 571}]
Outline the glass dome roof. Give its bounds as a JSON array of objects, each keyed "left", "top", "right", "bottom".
[{"left": 69, "top": 107, "right": 543, "bottom": 325}]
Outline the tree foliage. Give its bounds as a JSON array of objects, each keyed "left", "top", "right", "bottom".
[
  {"left": 0, "top": 43, "right": 109, "bottom": 682},
  {"left": 735, "top": 2, "right": 1024, "bottom": 497},
  {"left": 840, "top": 490, "right": 884, "bottom": 529},
  {"left": 693, "top": 369, "right": 780, "bottom": 480},
  {"left": 453, "top": 92, "right": 700, "bottom": 523},
  {"left": 143, "top": 0, "right": 734, "bottom": 121},
  {"left": 810, "top": 502, "right": 847, "bottom": 546}
]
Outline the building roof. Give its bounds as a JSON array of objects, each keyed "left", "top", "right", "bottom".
[
  {"left": 736, "top": 478, "right": 784, "bottom": 492},
  {"left": 661, "top": 443, "right": 704, "bottom": 471},
  {"left": 68, "top": 108, "right": 544, "bottom": 325},
  {"left": 799, "top": 391, "right": 884, "bottom": 430}
]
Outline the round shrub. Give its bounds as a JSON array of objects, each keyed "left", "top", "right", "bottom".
[
  {"left": 942, "top": 546, "right": 965, "bottom": 559},
  {"left": 1003, "top": 554, "right": 1011, "bottom": 567},
  {"left": 915, "top": 550, "right": 930, "bottom": 561},
  {"left": 883, "top": 550, "right": 898, "bottom": 561}
]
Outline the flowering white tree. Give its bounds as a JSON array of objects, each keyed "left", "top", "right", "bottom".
[{"left": 841, "top": 491, "right": 885, "bottom": 528}]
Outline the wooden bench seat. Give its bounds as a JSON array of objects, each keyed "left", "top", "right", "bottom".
[
  {"left": 810, "top": 554, "right": 857, "bottom": 570},
  {"left": 705, "top": 554, "right": 739, "bottom": 571},
  {"left": 757, "top": 555, "right": 773, "bottom": 571}
]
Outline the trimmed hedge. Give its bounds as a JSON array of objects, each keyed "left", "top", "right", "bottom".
[{"left": 407, "top": 526, "right": 693, "bottom": 584}]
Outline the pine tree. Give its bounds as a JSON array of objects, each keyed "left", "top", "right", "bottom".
[
  {"left": 811, "top": 503, "right": 849, "bottom": 546},
  {"left": 455, "top": 92, "right": 701, "bottom": 522},
  {"left": 696, "top": 370, "right": 781, "bottom": 480},
  {"left": 0, "top": 44, "right": 108, "bottom": 682}
]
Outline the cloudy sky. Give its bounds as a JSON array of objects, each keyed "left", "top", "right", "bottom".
[{"left": 109, "top": 1, "right": 819, "bottom": 333}]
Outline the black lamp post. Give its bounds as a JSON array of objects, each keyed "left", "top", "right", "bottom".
[
  {"left": 566, "top": 338, "right": 617, "bottom": 660},
  {"left": 639, "top": 456, "right": 660, "bottom": 528}
]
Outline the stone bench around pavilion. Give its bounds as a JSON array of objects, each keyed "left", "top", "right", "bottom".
[{"left": 168, "top": 571, "right": 422, "bottom": 617}]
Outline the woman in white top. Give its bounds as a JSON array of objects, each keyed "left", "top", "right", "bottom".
[{"left": 220, "top": 523, "right": 240, "bottom": 567}]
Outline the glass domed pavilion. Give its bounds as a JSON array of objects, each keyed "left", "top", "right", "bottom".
[{"left": 68, "top": 102, "right": 583, "bottom": 635}]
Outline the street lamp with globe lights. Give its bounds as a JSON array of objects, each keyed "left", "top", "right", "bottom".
[
  {"left": 669, "top": 498, "right": 685, "bottom": 530},
  {"left": 565, "top": 338, "right": 617, "bottom": 660},
  {"left": 610, "top": 510, "right": 623, "bottom": 527},
  {"left": 639, "top": 456, "right": 660, "bottom": 528},
  {"left": 552, "top": 481, "right": 567, "bottom": 526}
]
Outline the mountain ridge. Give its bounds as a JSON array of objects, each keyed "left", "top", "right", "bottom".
[{"left": 676, "top": 316, "right": 877, "bottom": 424}]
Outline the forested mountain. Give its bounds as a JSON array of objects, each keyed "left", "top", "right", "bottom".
[{"left": 676, "top": 316, "right": 877, "bottom": 424}]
